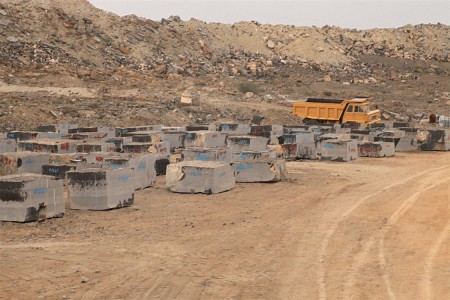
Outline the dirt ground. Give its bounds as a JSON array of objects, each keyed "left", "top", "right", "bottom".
[{"left": 1, "top": 152, "right": 449, "bottom": 300}]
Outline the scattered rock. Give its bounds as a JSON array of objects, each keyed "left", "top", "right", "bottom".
[
  {"left": 81, "top": 276, "right": 89, "bottom": 283},
  {"left": 267, "top": 40, "right": 275, "bottom": 49},
  {"left": 245, "top": 92, "right": 254, "bottom": 98},
  {"left": 6, "top": 36, "right": 18, "bottom": 43}
]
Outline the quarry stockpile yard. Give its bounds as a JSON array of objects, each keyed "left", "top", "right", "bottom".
[{"left": 0, "top": 0, "right": 449, "bottom": 299}]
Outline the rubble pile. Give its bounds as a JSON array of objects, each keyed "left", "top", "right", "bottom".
[{"left": 0, "top": 0, "right": 448, "bottom": 132}]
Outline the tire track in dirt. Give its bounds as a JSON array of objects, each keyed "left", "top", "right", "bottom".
[
  {"left": 377, "top": 178, "right": 449, "bottom": 300},
  {"left": 317, "top": 165, "right": 449, "bottom": 300},
  {"left": 342, "top": 175, "right": 449, "bottom": 300},
  {"left": 421, "top": 180, "right": 450, "bottom": 300}
]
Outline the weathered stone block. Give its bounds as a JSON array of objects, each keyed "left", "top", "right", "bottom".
[
  {"left": 122, "top": 142, "right": 151, "bottom": 154},
  {"left": 233, "top": 160, "right": 286, "bottom": 182},
  {"left": 0, "top": 173, "right": 64, "bottom": 222},
  {"left": 0, "top": 138, "right": 16, "bottom": 153},
  {"left": 227, "top": 135, "right": 269, "bottom": 152},
  {"left": 184, "top": 131, "right": 227, "bottom": 148},
  {"left": 318, "top": 139, "right": 358, "bottom": 162},
  {"left": 231, "top": 150, "right": 276, "bottom": 163},
  {"left": 6, "top": 131, "right": 38, "bottom": 141},
  {"left": 357, "top": 141, "right": 395, "bottom": 157},
  {"left": 42, "top": 164, "right": 76, "bottom": 179},
  {"left": 162, "top": 132, "right": 185, "bottom": 152},
  {"left": 285, "top": 132, "right": 318, "bottom": 159},
  {"left": 147, "top": 141, "right": 170, "bottom": 158},
  {"left": 104, "top": 154, "right": 156, "bottom": 189},
  {"left": 375, "top": 129, "right": 418, "bottom": 152},
  {"left": 67, "top": 168, "right": 135, "bottom": 210},
  {"left": 18, "top": 139, "right": 77, "bottom": 153},
  {"left": 182, "top": 147, "right": 231, "bottom": 163},
  {"left": 416, "top": 129, "right": 450, "bottom": 151},
  {"left": 0, "top": 152, "right": 50, "bottom": 176},
  {"left": 76, "top": 142, "right": 116, "bottom": 153},
  {"left": 267, "top": 144, "right": 298, "bottom": 160},
  {"left": 115, "top": 125, "right": 163, "bottom": 137},
  {"left": 250, "top": 125, "right": 282, "bottom": 145},
  {"left": 217, "top": 123, "right": 251, "bottom": 135},
  {"left": 166, "top": 161, "right": 235, "bottom": 194}
]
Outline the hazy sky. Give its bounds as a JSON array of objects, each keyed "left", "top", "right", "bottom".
[{"left": 89, "top": 0, "right": 449, "bottom": 29}]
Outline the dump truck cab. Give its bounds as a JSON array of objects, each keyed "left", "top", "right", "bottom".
[{"left": 292, "top": 97, "right": 380, "bottom": 126}]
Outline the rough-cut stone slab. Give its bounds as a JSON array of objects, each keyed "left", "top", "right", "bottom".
[
  {"left": 104, "top": 154, "right": 156, "bottom": 189},
  {"left": 416, "top": 129, "right": 450, "bottom": 151},
  {"left": 0, "top": 173, "right": 64, "bottom": 222},
  {"left": 184, "top": 131, "right": 227, "bottom": 148},
  {"left": 227, "top": 135, "right": 269, "bottom": 152},
  {"left": 233, "top": 160, "right": 286, "bottom": 182},
  {"left": 18, "top": 139, "right": 77, "bottom": 153},
  {"left": 217, "top": 123, "right": 251, "bottom": 135},
  {"left": 0, "top": 138, "right": 16, "bottom": 153},
  {"left": 166, "top": 161, "right": 235, "bottom": 194},
  {"left": 182, "top": 147, "right": 231, "bottom": 163},
  {"left": 67, "top": 168, "right": 135, "bottom": 210},
  {"left": 357, "top": 141, "right": 395, "bottom": 157},
  {"left": 318, "top": 139, "right": 358, "bottom": 162},
  {"left": 0, "top": 152, "right": 50, "bottom": 176}
]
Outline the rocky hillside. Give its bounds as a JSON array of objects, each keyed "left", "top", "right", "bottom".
[
  {"left": 0, "top": 0, "right": 449, "bottom": 73},
  {"left": 0, "top": 0, "right": 449, "bottom": 131}
]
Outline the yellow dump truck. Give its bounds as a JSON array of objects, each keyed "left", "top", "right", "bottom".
[{"left": 292, "top": 97, "right": 380, "bottom": 125}]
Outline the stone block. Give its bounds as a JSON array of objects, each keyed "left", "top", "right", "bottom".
[
  {"left": 36, "top": 125, "right": 58, "bottom": 132},
  {"left": 375, "top": 129, "right": 418, "bottom": 152},
  {"left": 161, "top": 126, "right": 186, "bottom": 132},
  {"left": 357, "top": 141, "right": 395, "bottom": 157},
  {"left": 97, "top": 127, "right": 116, "bottom": 138},
  {"left": 267, "top": 144, "right": 298, "bottom": 160},
  {"left": 18, "top": 139, "right": 77, "bottom": 153},
  {"left": 122, "top": 142, "right": 151, "bottom": 154},
  {"left": 106, "top": 137, "right": 133, "bottom": 150},
  {"left": 283, "top": 132, "right": 317, "bottom": 159},
  {"left": 217, "top": 123, "right": 251, "bottom": 135},
  {"left": 83, "top": 152, "right": 111, "bottom": 164},
  {"left": 58, "top": 124, "right": 78, "bottom": 134},
  {"left": 233, "top": 160, "right": 286, "bottom": 182},
  {"left": 36, "top": 132, "right": 63, "bottom": 140},
  {"left": 104, "top": 154, "right": 156, "bottom": 189},
  {"left": 227, "top": 135, "right": 269, "bottom": 152},
  {"left": 128, "top": 131, "right": 163, "bottom": 143},
  {"left": 0, "top": 173, "right": 64, "bottom": 222},
  {"left": 42, "top": 164, "right": 77, "bottom": 179},
  {"left": 162, "top": 132, "right": 185, "bottom": 152},
  {"left": 416, "top": 129, "right": 450, "bottom": 151},
  {"left": 147, "top": 141, "right": 170, "bottom": 158},
  {"left": 0, "top": 138, "right": 17, "bottom": 153},
  {"left": 49, "top": 153, "right": 89, "bottom": 164},
  {"left": 182, "top": 147, "right": 231, "bottom": 163},
  {"left": 318, "top": 139, "right": 358, "bottom": 162},
  {"left": 283, "top": 125, "right": 310, "bottom": 134},
  {"left": 76, "top": 142, "right": 117, "bottom": 153},
  {"left": 185, "top": 125, "right": 215, "bottom": 131},
  {"left": 166, "top": 161, "right": 235, "bottom": 194},
  {"left": 6, "top": 131, "right": 38, "bottom": 141},
  {"left": 184, "top": 131, "right": 227, "bottom": 148},
  {"left": 231, "top": 150, "right": 276, "bottom": 163},
  {"left": 115, "top": 125, "right": 163, "bottom": 137},
  {"left": 0, "top": 152, "right": 50, "bottom": 176},
  {"left": 250, "top": 125, "right": 282, "bottom": 144},
  {"left": 67, "top": 168, "right": 135, "bottom": 210}
]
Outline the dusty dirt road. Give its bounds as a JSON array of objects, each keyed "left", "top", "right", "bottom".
[{"left": 1, "top": 152, "right": 449, "bottom": 300}]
